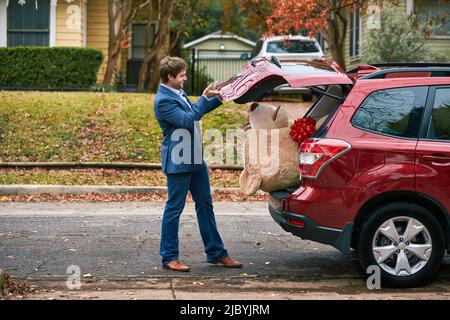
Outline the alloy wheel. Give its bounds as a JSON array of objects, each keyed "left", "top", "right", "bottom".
[{"left": 372, "top": 216, "right": 432, "bottom": 276}]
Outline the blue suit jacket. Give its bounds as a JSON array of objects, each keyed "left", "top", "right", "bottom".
[{"left": 154, "top": 85, "right": 222, "bottom": 174}]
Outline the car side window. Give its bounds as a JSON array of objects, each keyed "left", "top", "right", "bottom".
[
  {"left": 351, "top": 86, "right": 428, "bottom": 138},
  {"left": 428, "top": 88, "right": 450, "bottom": 141}
]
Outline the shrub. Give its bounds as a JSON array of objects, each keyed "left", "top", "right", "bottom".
[
  {"left": 0, "top": 47, "right": 103, "bottom": 90},
  {"left": 361, "top": 5, "right": 450, "bottom": 64}
]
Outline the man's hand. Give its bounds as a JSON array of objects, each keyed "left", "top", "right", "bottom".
[{"left": 202, "top": 81, "right": 222, "bottom": 100}]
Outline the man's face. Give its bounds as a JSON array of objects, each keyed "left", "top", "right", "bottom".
[{"left": 167, "top": 69, "right": 187, "bottom": 90}]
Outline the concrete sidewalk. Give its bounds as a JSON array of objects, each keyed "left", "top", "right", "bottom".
[{"left": 17, "top": 278, "right": 450, "bottom": 300}]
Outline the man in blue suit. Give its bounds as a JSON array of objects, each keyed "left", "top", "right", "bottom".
[{"left": 154, "top": 56, "right": 242, "bottom": 272}]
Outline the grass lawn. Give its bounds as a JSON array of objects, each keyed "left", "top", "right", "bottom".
[
  {"left": 0, "top": 168, "right": 241, "bottom": 188},
  {"left": 0, "top": 91, "right": 247, "bottom": 163}
]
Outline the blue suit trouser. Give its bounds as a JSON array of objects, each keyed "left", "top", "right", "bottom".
[{"left": 160, "top": 164, "right": 228, "bottom": 265}]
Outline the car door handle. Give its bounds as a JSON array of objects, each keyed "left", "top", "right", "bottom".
[{"left": 422, "top": 155, "right": 450, "bottom": 166}]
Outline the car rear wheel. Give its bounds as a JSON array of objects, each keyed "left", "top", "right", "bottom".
[{"left": 358, "top": 202, "right": 445, "bottom": 288}]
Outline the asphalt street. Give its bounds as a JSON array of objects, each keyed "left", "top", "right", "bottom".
[{"left": 1, "top": 201, "right": 449, "bottom": 299}]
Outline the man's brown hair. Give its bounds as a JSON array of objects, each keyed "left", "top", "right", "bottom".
[{"left": 160, "top": 56, "right": 187, "bottom": 83}]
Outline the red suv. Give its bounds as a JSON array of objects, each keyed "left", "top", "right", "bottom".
[{"left": 220, "top": 58, "right": 450, "bottom": 287}]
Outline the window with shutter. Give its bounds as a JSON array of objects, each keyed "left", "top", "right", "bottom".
[
  {"left": 414, "top": 0, "right": 450, "bottom": 37},
  {"left": 131, "top": 23, "right": 156, "bottom": 59},
  {"left": 7, "top": 0, "right": 50, "bottom": 47},
  {"left": 349, "top": 9, "right": 360, "bottom": 58}
]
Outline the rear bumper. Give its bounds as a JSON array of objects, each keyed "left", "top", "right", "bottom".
[{"left": 268, "top": 202, "right": 353, "bottom": 254}]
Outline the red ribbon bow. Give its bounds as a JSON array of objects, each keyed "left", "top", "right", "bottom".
[{"left": 290, "top": 117, "right": 316, "bottom": 145}]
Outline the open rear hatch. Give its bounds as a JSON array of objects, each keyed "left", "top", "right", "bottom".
[{"left": 218, "top": 57, "right": 354, "bottom": 103}]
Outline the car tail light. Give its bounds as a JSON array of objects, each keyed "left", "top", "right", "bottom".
[
  {"left": 287, "top": 218, "right": 305, "bottom": 227},
  {"left": 299, "top": 139, "right": 351, "bottom": 178}
]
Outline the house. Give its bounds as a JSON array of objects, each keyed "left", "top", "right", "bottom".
[
  {"left": 183, "top": 30, "right": 256, "bottom": 53},
  {"left": 323, "top": 0, "right": 450, "bottom": 71},
  {"left": 0, "top": 1, "right": 253, "bottom": 88},
  {"left": 0, "top": 0, "right": 152, "bottom": 85},
  {"left": 183, "top": 31, "right": 255, "bottom": 84}
]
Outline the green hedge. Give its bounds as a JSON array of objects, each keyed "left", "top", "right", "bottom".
[{"left": 0, "top": 47, "right": 103, "bottom": 90}]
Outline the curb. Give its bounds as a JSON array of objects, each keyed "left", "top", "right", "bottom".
[{"left": 0, "top": 185, "right": 244, "bottom": 195}]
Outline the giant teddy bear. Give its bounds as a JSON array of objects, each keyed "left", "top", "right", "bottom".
[{"left": 239, "top": 101, "right": 328, "bottom": 195}]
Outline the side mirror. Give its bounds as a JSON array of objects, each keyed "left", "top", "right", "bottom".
[{"left": 270, "top": 56, "right": 281, "bottom": 68}]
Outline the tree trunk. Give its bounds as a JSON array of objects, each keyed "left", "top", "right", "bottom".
[
  {"left": 104, "top": 0, "right": 148, "bottom": 87},
  {"left": 137, "top": 0, "right": 174, "bottom": 91},
  {"left": 149, "top": 34, "right": 170, "bottom": 89},
  {"left": 329, "top": 36, "right": 347, "bottom": 71},
  {"left": 325, "top": 11, "right": 348, "bottom": 71},
  {"left": 103, "top": 49, "right": 120, "bottom": 86},
  {"left": 137, "top": 52, "right": 155, "bottom": 91},
  {"left": 104, "top": 0, "right": 118, "bottom": 86}
]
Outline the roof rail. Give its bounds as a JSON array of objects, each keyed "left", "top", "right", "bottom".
[
  {"left": 359, "top": 67, "right": 450, "bottom": 79},
  {"left": 347, "top": 62, "right": 450, "bottom": 74}
]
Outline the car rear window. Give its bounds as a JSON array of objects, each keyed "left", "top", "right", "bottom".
[
  {"left": 267, "top": 40, "right": 320, "bottom": 54},
  {"left": 305, "top": 85, "right": 344, "bottom": 137},
  {"left": 352, "top": 86, "right": 428, "bottom": 138}
]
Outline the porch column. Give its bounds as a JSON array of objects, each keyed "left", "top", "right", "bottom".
[
  {"left": 406, "top": 0, "right": 414, "bottom": 14},
  {"left": 0, "top": 0, "right": 7, "bottom": 47}
]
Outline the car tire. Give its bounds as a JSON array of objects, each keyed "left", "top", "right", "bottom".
[{"left": 357, "top": 202, "right": 445, "bottom": 288}]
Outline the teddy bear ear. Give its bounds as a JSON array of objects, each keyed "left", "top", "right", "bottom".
[
  {"left": 239, "top": 169, "right": 262, "bottom": 196},
  {"left": 273, "top": 106, "right": 289, "bottom": 128},
  {"left": 250, "top": 102, "right": 259, "bottom": 112}
]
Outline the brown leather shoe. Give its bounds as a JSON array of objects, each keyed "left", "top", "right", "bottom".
[
  {"left": 163, "top": 260, "right": 190, "bottom": 272},
  {"left": 212, "top": 256, "right": 243, "bottom": 268}
]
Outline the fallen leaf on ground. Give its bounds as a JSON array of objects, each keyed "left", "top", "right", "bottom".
[{"left": 0, "top": 191, "right": 267, "bottom": 203}]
